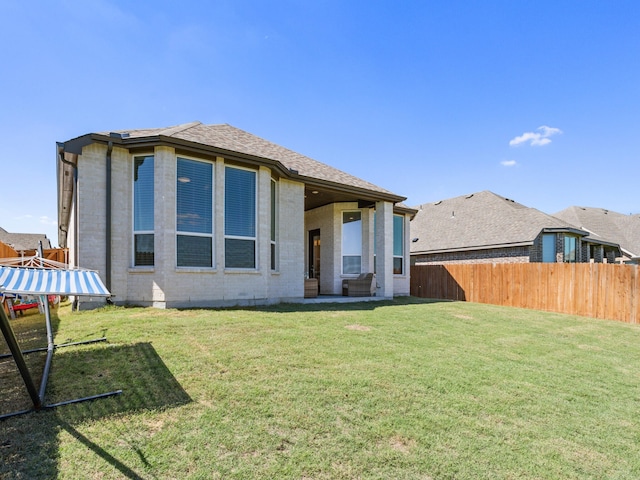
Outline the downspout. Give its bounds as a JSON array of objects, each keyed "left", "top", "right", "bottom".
[
  {"left": 106, "top": 141, "right": 113, "bottom": 298},
  {"left": 58, "top": 144, "right": 80, "bottom": 310},
  {"left": 57, "top": 144, "right": 76, "bottom": 250}
]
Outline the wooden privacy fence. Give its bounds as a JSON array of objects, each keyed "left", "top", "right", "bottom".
[
  {"left": 0, "top": 243, "right": 18, "bottom": 258},
  {"left": 0, "top": 244, "right": 68, "bottom": 264},
  {"left": 411, "top": 263, "right": 640, "bottom": 324}
]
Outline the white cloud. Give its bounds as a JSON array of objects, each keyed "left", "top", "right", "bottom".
[
  {"left": 501, "top": 160, "right": 517, "bottom": 167},
  {"left": 39, "top": 216, "right": 58, "bottom": 227},
  {"left": 509, "top": 125, "right": 562, "bottom": 147}
]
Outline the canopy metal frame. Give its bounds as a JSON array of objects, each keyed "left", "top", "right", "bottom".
[{"left": 0, "top": 247, "right": 121, "bottom": 420}]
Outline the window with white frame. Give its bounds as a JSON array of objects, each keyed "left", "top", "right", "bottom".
[
  {"left": 225, "top": 166, "right": 257, "bottom": 268},
  {"left": 342, "top": 211, "right": 362, "bottom": 274},
  {"left": 393, "top": 214, "right": 404, "bottom": 274},
  {"left": 176, "top": 157, "right": 213, "bottom": 267},
  {"left": 133, "top": 155, "right": 154, "bottom": 266},
  {"left": 270, "top": 179, "right": 278, "bottom": 271}
]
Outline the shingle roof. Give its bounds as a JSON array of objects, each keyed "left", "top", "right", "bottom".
[
  {"left": 554, "top": 206, "right": 640, "bottom": 258},
  {"left": 0, "top": 227, "right": 51, "bottom": 251},
  {"left": 410, "top": 191, "right": 583, "bottom": 254},
  {"left": 101, "top": 121, "right": 400, "bottom": 198}
]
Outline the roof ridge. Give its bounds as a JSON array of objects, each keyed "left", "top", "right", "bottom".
[{"left": 159, "top": 121, "right": 202, "bottom": 137}]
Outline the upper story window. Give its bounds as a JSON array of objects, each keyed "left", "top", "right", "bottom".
[
  {"left": 564, "top": 236, "right": 577, "bottom": 263},
  {"left": 225, "top": 166, "right": 257, "bottom": 268},
  {"left": 342, "top": 211, "right": 362, "bottom": 274},
  {"left": 176, "top": 158, "right": 213, "bottom": 267},
  {"left": 393, "top": 214, "right": 404, "bottom": 275},
  {"left": 133, "top": 155, "right": 154, "bottom": 266}
]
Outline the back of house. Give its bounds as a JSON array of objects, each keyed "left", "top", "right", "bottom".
[{"left": 57, "top": 122, "right": 415, "bottom": 308}]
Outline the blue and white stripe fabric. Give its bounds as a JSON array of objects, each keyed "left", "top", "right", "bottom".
[{"left": 0, "top": 266, "right": 110, "bottom": 296}]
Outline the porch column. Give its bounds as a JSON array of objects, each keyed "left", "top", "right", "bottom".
[{"left": 375, "top": 201, "right": 394, "bottom": 299}]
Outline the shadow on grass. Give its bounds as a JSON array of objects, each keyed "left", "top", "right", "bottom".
[
  {"left": 253, "top": 295, "right": 450, "bottom": 313},
  {"left": 1, "top": 332, "right": 191, "bottom": 479}
]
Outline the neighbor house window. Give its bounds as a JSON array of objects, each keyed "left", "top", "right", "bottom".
[
  {"left": 177, "top": 158, "right": 213, "bottom": 267},
  {"left": 564, "top": 236, "right": 577, "bottom": 263},
  {"left": 393, "top": 214, "right": 404, "bottom": 274},
  {"left": 225, "top": 166, "right": 257, "bottom": 268},
  {"left": 342, "top": 211, "right": 362, "bottom": 274},
  {"left": 542, "top": 233, "right": 556, "bottom": 263},
  {"left": 270, "top": 179, "right": 278, "bottom": 271},
  {"left": 133, "top": 155, "right": 154, "bottom": 266}
]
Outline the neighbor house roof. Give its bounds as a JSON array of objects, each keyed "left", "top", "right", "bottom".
[
  {"left": 410, "top": 191, "right": 587, "bottom": 255},
  {"left": 554, "top": 206, "right": 640, "bottom": 259},
  {"left": 61, "top": 121, "right": 404, "bottom": 202},
  {"left": 0, "top": 227, "right": 51, "bottom": 252}
]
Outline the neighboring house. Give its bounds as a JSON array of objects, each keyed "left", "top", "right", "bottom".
[
  {"left": 0, "top": 227, "right": 51, "bottom": 254},
  {"left": 57, "top": 122, "right": 415, "bottom": 309},
  {"left": 410, "top": 191, "right": 620, "bottom": 265},
  {"left": 554, "top": 206, "right": 640, "bottom": 264}
]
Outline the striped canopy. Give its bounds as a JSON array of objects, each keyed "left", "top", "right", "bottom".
[{"left": 0, "top": 265, "right": 110, "bottom": 296}]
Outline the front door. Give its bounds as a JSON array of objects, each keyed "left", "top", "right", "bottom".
[{"left": 309, "top": 229, "right": 321, "bottom": 293}]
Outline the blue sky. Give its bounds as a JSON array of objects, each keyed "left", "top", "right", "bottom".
[{"left": 1, "top": 0, "right": 638, "bottom": 247}]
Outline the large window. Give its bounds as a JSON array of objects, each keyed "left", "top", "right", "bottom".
[
  {"left": 177, "top": 158, "right": 213, "bottom": 267},
  {"left": 542, "top": 234, "right": 556, "bottom": 263},
  {"left": 393, "top": 214, "right": 404, "bottom": 274},
  {"left": 564, "top": 236, "right": 577, "bottom": 263},
  {"left": 225, "top": 166, "right": 256, "bottom": 268},
  {"left": 342, "top": 211, "right": 362, "bottom": 274},
  {"left": 372, "top": 212, "right": 404, "bottom": 275},
  {"left": 133, "top": 155, "right": 154, "bottom": 266},
  {"left": 270, "top": 179, "right": 278, "bottom": 271}
]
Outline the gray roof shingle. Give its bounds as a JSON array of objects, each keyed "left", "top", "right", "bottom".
[
  {"left": 0, "top": 227, "right": 51, "bottom": 251},
  {"left": 554, "top": 206, "right": 640, "bottom": 258},
  {"left": 101, "top": 122, "right": 399, "bottom": 198},
  {"left": 410, "top": 191, "right": 583, "bottom": 254}
]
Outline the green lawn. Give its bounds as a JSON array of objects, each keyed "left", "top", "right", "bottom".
[{"left": 2, "top": 298, "right": 640, "bottom": 479}]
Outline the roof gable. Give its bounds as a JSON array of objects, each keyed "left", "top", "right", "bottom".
[
  {"left": 554, "top": 206, "right": 640, "bottom": 257},
  {"left": 0, "top": 228, "right": 51, "bottom": 251}
]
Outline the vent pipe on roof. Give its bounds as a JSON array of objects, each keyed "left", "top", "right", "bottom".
[{"left": 109, "top": 132, "right": 130, "bottom": 139}]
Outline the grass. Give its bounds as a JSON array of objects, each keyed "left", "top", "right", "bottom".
[{"left": 1, "top": 298, "right": 640, "bottom": 479}]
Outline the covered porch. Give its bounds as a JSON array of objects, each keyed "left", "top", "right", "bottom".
[{"left": 301, "top": 183, "right": 414, "bottom": 300}]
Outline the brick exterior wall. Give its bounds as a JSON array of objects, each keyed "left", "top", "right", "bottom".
[
  {"left": 75, "top": 144, "right": 305, "bottom": 308},
  {"left": 412, "top": 246, "right": 532, "bottom": 265},
  {"left": 72, "top": 143, "right": 407, "bottom": 308}
]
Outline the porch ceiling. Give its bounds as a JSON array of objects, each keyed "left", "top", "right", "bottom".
[{"left": 304, "top": 186, "right": 375, "bottom": 211}]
